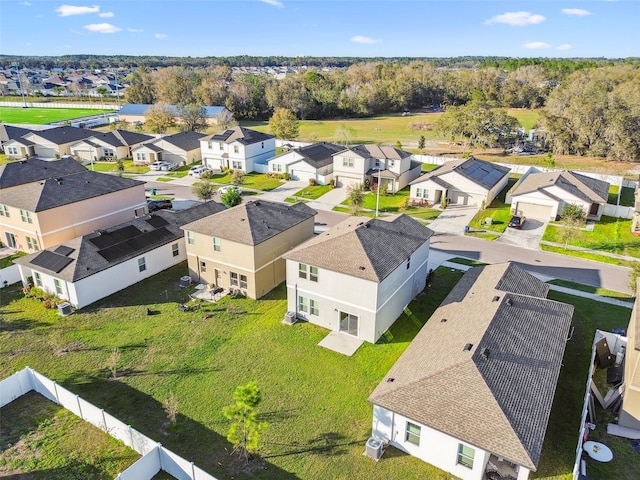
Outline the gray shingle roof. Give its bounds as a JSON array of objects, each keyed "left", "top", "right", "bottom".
[
  {"left": 25, "top": 126, "right": 96, "bottom": 145},
  {"left": 294, "top": 142, "right": 344, "bottom": 169},
  {"left": 284, "top": 214, "right": 433, "bottom": 282},
  {"left": 182, "top": 200, "right": 316, "bottom": 246},
  {"left": 511, "top": 171, "right": 609, "bottom": 203},
  {"left": 0, "top": 157, "right": 87, "bottom": 189},
  {"left": 0, "top": 124, "right": 33, "bottom": 143},
  {"left": 410, "top": 157, "right": 510, "bottom": 189},
  {"left": 155, "top": 130, "right": 206, "bottom": 151},
  {"left": 0, "top": 170, "right": 143, "bottom": 211},
  {"left": 205, "top": 126, "right": 274, "bottom": 146},
  {"left": 78, "top": 130, "right": 153, "bottom": 148},
  {"left": 15, "top": 201, "right": 225, "bottom": 282},
  {"left": 343, "top": 144, "right": 412, "bottom": 161},
  {"left": 368, "top": 263, "right": 573, "bottom": 470}
]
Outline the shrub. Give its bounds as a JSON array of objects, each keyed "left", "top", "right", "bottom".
[
  {"left": 329, "top": 179, "right": 335, "bottom": 188},
  {"left": 283, "top": 172, "right": 290, "bottom": 181},
  {"left": 308, "top": 178, "right": 316, "bottom": 186}
]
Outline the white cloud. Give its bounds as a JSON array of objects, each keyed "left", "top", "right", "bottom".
[
  {"left": 128, "top": 28, "right": 144, "bottom": 33},
  {"left": 557, "top": 44, "right": 573, "bottom": 50},
  {"left": 351, "top": 35, "right": 379, "bottom": 45},
  {"left": 523, "top": 41, "right": 550, "bottom": 49},
  {"left": 259, "top": 0, "right": 284, "bottom": 7},
  {"left": 21, "top": 2, "right": 32, "bottom": 6},
  {"left": 155, "top": 33, "right": 168, "bottom": 39},
  {"left": 485, "top": 11, "right": 546, "bottom": 26},
  {"left": 83, "top": 23, "right": 121, "bottom": 34},
  {"left": 562, "top": 8, "right": 591, "bottom": 16},
  {"left": 99, "top": 12, "right": 114, "bottom": 18},
  {"left": 56, "top": 4, "right": 100, "bottom": 16}
]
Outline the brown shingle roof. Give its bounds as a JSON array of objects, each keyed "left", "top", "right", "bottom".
[
  {"left": 284, "top": 214, "right": 433, "bottom": 282},
  {"left": 410, "top": 157, "right": 509, "bottom": 189},
  {"left": 368, "top": 263, "right": 573, "bottom": 470},
  {"left": 511, "top": 171, "right": 609, "bottom": 203}
]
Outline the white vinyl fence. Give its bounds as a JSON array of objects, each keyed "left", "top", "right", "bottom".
[
  {"left": 0, "top": 264, "right": 21, "bottom": 286},
  {"left": 0, "top": 101, "right": 120, "bottom": 110},
  {"left": 0, "top": 367, "right": 219, "bottom": 480}
]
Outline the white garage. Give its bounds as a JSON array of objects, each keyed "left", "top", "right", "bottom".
[
  {"left": 514, "top": 202, "right": 554, "bottom": 220},
  {"left": 34, "top": 146, "right": 58, "bottom": 159},
  {"left": 337, "top": 176, "right": 362, "bottom": 189},
  {"left": 290, "top": 168, "right": 316, "bottom": 183}
]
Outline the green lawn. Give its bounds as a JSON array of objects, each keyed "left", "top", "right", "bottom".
[
  {"left": 467, "top": 176, "right": 519, "bottom": 233},
  {"left": 421, "top": 163, "right": 440, "bottom": 173},
  {"left": 542, "top": 216, "right": 640, "bottom": 259},
  {"left": 336, "top": 187, "right": 441, "bottom": 221},
  {"left": 446, "top": 257, "right": 488, "bottom": 267},
  {"left": 164, "top": 163, "right": 194, "bottom": 178},
  {"left": 209, "top": 172, "right": 284, "bottom": 191},
  {"left": 620, "top": 186, "right": 636, "bottom": 207},
  {"left": 608, "top": 185, "right": 620, "bottom": 205},
  {"left": 546, "top": 279, "right": 632, "bottom": 300},
  {"left": 540, "top": 244, "right": 634, "bottom": 267},
  {"left": 289, "top": 184, "right": 333, "bottom": 200},
  {"left": 507, "top": 108, "right": 541, "bottom": 131},
  {"left": 0, "top": 106, "right": 114, "bottom": 124},
  {"left": 91, "top": 160, "right": 149, "bottom": 175},
  {"left": 0, "top": 251, "right": 27, "bottom": 269}
]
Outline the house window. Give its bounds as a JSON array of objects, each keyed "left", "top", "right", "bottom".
[
  {"left": 54, "top": 279, "right": 63, "bottom": 296},
  {"left": 405, "top": 422, "right": 421, "bottom": 446},
  {"left": 273, "top": 163, "right": 282, "bottom": 173},
  {"left": 310, "top": 266, "right": 318, "bottom": 282},
  {"left": 230, "top": 272, "right": 239, "bottom": 286},
  {"left": 239, "top": 274, "right": 247, "bottom": 289},
  {"left": 103, "top": 148, "right": 115, "bottom": 158},
  {"left": 136, "top": 152, "right": 146, "bottom": 162},
  {"left": 299, "top": 263, "right": 307, "bottom": 279},
  {"left": 233, "top": 145, "right": 239, "bottom": 154},
  {"left": 0, "top": 204, "right": 9, "bottom": 217},
  {"left": 232, "top": 160, "right": 242, "bottom": 170},
  {"left": 7, "top": 146, "right": 18, "bottom": 155},
  {"left": 200, "top": 261, "right": 207, "bottom": 273},
  {"left": 34, "top": 271, "right": 42, "bottom": 286},
  {"left": 299, "top": 263, "right": 318, "bottom": 281},
  {"left": 26, "top": 237, "right": 40, "bottom": 251},
  {"left": 138, "top": 257, "right": 146, "bottom": 272},
  {"left": 457, "top": 444, "right": 475, "bottom": 469},
  {"left": 172, "top": 242, "right": 179, "bottom": 257},
  {"left": 213, "top": 237, "right": 221, "bottom": 252},
  {"left": 310, "top": 299, "right": 319, "bottom": 316},
  {"left": 186, "top": 231, "right": 195, "bottom": 245},
  {"left": 219, "top": 142, "right": 224, "bottom": 150},
  {"left": 20, "top": 209, "right": 32, "bottom": 224},
  {"left": 342, "top": 157, "right": 354, "bottom": 168},
  {"left": 416, "top": 187, "right": 429, "bottom": 199},
  {"left": 298, "top": 296, "right": 308, "bottom": 313}
]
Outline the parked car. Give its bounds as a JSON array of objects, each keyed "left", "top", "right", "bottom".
[
  {"left": 147, "top": 199, "right": 173, "bottom": 212},
  {"left": 508, "top": 216, "right": 526, "bottom": 229},
  {"left": 189, "top": 165, "right": 210, "bottom": 178},
  {"left": 218, "top": 185, "right": 242, "bottom": 195},
  {"left": 150, "top": 161, "right": 178, "bottom": 171}
]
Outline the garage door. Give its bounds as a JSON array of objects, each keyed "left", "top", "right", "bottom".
[
  {"left": 450, "top": 190, "right": 469, "bottom": 205},
  {"left": 516, "top": 202, "right": 553, "bottom": 219},
  {"left": 338, "top": 176, "right": 362, "bottom": 189},
  {"left": 205, "top": 157, "right": 222, "bottom": 171},
  {"left": 291, "top": 169, "right": 315, "bottom": 183},
  {"left": 35, "top": 147, "right": 57, "bottom": 159}
]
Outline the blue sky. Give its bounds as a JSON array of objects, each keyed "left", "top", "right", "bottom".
[{"left": 1, "top": 1, "right": 638, "bottom": 58}]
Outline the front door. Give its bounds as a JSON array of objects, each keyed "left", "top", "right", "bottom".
[
  {"left": 339, "top": 311, "right": 359, "bottom": 337},
  {"left": 5, "top": 232, "right": 16, "bottom": 249}
]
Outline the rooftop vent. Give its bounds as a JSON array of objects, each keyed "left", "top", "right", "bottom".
[
  {"left": 254, "top": 201, "right": 260, "bottom": 206},
  {"left": 481, "top": 348, "right": 490, "bottom": 359},
  {"left": 464, "top": 343, "right": 473, "bottom": 351},
  {"left": 364, "top": 223, "right": 370, "bottom": 228},
  {"left": 359, "top": 266, "right": 366, "bottom": 270},
  {"left": 386, "top": 377, "right": 395, "bottom": 383},
  {"left": 441, "top": 318, "right": 447, "bottom": 323},
  {"left": 492, "top": 295, "right": 500, "bottom": 302},
  {"left": 506, "top": 298, "right": 513, "bottom": 306},
  {"left": 358, "top": 222, "right": 364, "bottom": 226}
]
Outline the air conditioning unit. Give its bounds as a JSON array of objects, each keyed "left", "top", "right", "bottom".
[
  {"left": 179, "top": 275, "right": 192, "bottom": 288},
  {"left": 365, "top": 437, "right": 383, "bottom": 461},
  {"left": 282, "top": 311, "right": 297, "bottom": 325},
  {"left": 57, "top": 302, "right": 72, "bottom": 316}
]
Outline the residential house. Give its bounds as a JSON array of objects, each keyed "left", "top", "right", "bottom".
[
  {"left": 619, "top": 279, "right": 640, "bottom": 430},
  {"left": 0, "top": 124, "right": 34, "bottom": 155},
  {"left": 118, "top": 103, "right": 232, "bottom": 125},
  {"left": 509, "top": 171, "right": 609, "bottom": 221},
  {"left": 409, "top": 157, "right": 510, "bottom": 207},
  {"left": 200, "top": 126, "right": 276, "bottom": 173},
  {"left": 14, "top": 202, "right": 224, "bottom": 309},
  {"left": 283, "top": 214, "right": 433, "bottom": 343},
  {"left": 0, "top": 158, "right": 146, "bottom": 251},
  {"left": 70, "top": 130, "right": 154, "bottom": 162},
  {"left": 17, "top": 126, "right": 96, "bottom": 159},
  {"left": 633, "top": 188, "right": 640, "bottom": 235},
  {"left": 368, "top": 263, "right": 574, "bottom": 480},
  {"left": 132, "top": 131, "right": 206, "bottom": 166},
  {"left": 182, "top": 200, "right": 316, "bottom": 299},
  {"left": 332, "top": 144, "right": 421, "bottom": 193},
  {"left": 267, "top": 142, "right": 343, "bottom": 184}
]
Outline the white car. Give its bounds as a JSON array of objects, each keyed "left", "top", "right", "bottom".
[
  {"left": 189, "top": 165, "right": 210, "bottom": 178},
  {"left": 150, "top": 161, "right": 178, "bottom": 171},
  {"left": 218, "top": 185, "right": 242, "bottom": 195}
]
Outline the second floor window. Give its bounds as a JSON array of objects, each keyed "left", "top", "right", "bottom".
[
  {"left": 213, "top": 237, "right": 221, "bottom": 252},
  {"left": 299, "top": 263, "right": 318, "bottom": 282},
  {"left": 20, "top": 209, "right": 32, "bottom": 224},
  {"left": 172, "top": 243, "right": 179, "bottom": 257},
  {"left": 0, "top": 204, "right": 9, "bottom": 217},
  {"left": 342, "top": 158, "right": 354, "bottom": 168},
  {"left": 186, "top": 231, "right": 195, "bottom": 245},
  {"left": 26, "top": 236, "right": 40, "bottom": 251},
  {"left": 233, "top": 145, "right": 239, "bottom": 154}
]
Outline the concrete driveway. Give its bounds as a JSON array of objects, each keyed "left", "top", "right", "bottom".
[
  {"left": 427, "top": 205, "right": 479, "bottom": 235},
  {"left": 495, "top": 217, "right": 548, "bottom": 250},
  {"left": 256, "top": 180, "right": 307, "bottom": 203},
  {"left": 306, "top": 186, "right": 349, "bottom": 212}
]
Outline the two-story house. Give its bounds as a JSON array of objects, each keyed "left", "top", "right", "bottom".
[
  {"left": 132, "top": 130, "right": 206, "bottom": 166},
  {"left": 69, "top": 130, "right": 154, "bottom": 162},
  {"left": 332, "top": 144, "right": 422, "bottom": 193},
  {"left": 283, "top": 214, "right": 433, "bottom": 343},
  {"left": 200, "top": 127, "right": 276, "bottom": 173},
  {"left": 267, "top": 142, "right": 343, "bottom": 184},
  {"left": 0, "top": 158, "right": 146, "bottom": 251},
  {"left": 181, "top": 200, "right": 316, "bottom": 299}
]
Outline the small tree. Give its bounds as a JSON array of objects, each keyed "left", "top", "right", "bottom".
[
  {"left": 221, "top": 188, "right": 242, "bottom": 208},
  {"left": 177, "top": 104, "right": 208, "bottom": 132},
  {"left": 116, "top": 160, "right": 125, "bottom": 172},
  {"left": 543, "top": 152, "right": 556, "bottom": 168},
  {"left": 192, "top": 180, "right": 217, "bottom": 202},
  {"left": 418, "top": 135, "right": 426, "bottom": 153},
  {"left": 395, "top": 140, "right": 402, "bottom": 150},
  {"left": 347, "top": 183, "right": 364, "bottom": 215},
  {"left": 107, "top": 347, "right": 121, "bottom": 379},
  {"left": 145, "top": 103, "right": 176, "bottom": 134},
  {"left": 562, "top": 204, "right": 586, "bottom": 223},
  {"left": 269, "top": 108, "right": 299, "bottom": 139},
  {"left": 223, "top": 382, "right": 268, "bottom": 462},
  {"left": 231, "top": 169, "right": 245, "bottom": 186},
  {"left": 335, "top": 124, "right": 357, "bottom": 146},
  {"left": 216, "top": 109, "right": 237, "bottom": 130},
  {"left": 559, "top": 204, "right": 586, "bottom": 249},
  {"left": 163, "top": 391, "right": 179, "bottom": 425}
]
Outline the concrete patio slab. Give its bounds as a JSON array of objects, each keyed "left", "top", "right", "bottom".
[{"left": 318, "top": 331, "right": 364, "bottom": 356}]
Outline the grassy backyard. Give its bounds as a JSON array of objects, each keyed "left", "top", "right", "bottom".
[
  {"left": 335, "top": 186, "right": 441, "bottom": 221},
  {"left": 467, "top": 176, "right": 519, "bottom": 236},
  {"left": 91, "top": 160, "right": 149, "bottom": 175},
  {"left": 208, "top": 171, "right": 284, "bottom": 191}
]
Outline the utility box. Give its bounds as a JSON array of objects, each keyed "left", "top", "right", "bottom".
[
  {"left": 283, "top": 311, "right": 297, "bottom": 325},
  {"left": 58, "top": 302, "right": 72, "bottom": 316}
]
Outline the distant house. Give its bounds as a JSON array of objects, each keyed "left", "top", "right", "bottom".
[
  {"left": 267, "top": 142, "right": 343, "bottom": 184},
  {"left": 368, "top": 263, "right": 574, "bottom": 480},
  {"left": 0, "top": 158, "right": 146, "bottom": 251},
  {"left": 332, "top": 144, "right": 421, "bottom": 193},
  {"left": 14, "top": 202, "right": 224, "bottom": 309},
  {"left": 409, "top": 157, "right": 510, "bottom": 207},
  {"left": 182, "top": 200, "right": 316, "bottom": 299},
  {"left": 283, "top": 215, "right": 432, "bottom": 343},
  {"left": 118, "top": 103, "right": 232, "bottom": 126},
  {"left": 509, "top": 171, "right": 609, "bottom": 220},
  {"left": 132, "top": 131, "right": 206, "bottom": 166},
  {"left": 0, "top": 124, "right": 34, "bottom": 156},
  {"left": 200, "top": 126, "right": 275, "bottom": 173},
  {"left": 69, "top": 130, "right": 153, "bottom": 162},
  {"left": 620, "top": 279, "right": 640, "bottom": 429},
  {"left": 17, "top": 126, "right": 96, "bottom": 159}
]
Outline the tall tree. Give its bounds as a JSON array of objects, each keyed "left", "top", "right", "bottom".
[
  {"left": 124, "top": 66, "right": 156, "bottom": 104},
  {"left": 192, "top": 180, "right": 217, "bottom": 202},
  {"left": 347, "top": 183, "right": 364, "bottom": 215},
  {"left": 177, "top": 104, "right": 208, "bottom": 132},
  {"left": 223, "top": 382, "right": 268, "bottom": 462},
  {"left": 153, "top": 66, "right": 198, "bottom": 105},
  {"left": 145, "top": 103, "right": 176, "bottom": 133},
  {"left": 269, "top": 108, "right": 299, "bottom": 139}
]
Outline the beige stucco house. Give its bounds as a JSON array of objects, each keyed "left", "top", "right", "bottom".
[
  {"left": 409, "top": 157, "right": 510, "bottom": 207},
  {"left": 0, "top": 158, "right": 146, "bottom": 251},
  {"left": 283, "top": 214, "right": 433, "bottom": 343},
  {"left": 132, "top": 131, "right": 206, "bottom": 166},
  {"left": 620, "top": 279, "right": 640, "bottom": 430},
  {"left": 181, "top": 200, "right": 316, "bottom": 299},
  {"left": 18, "top": 126, "right": 96, "bottom": 159},
  {"left": 69, "top": 130, "right": 153, "bottom": 162}
]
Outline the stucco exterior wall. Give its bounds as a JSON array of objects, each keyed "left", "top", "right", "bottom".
[{"left": 620, "top": 303, "right": 640, "bottom": 430}]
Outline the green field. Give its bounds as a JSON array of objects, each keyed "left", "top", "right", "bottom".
[{"left": 0, "top": 106, "right": 114, "bottom": 124}]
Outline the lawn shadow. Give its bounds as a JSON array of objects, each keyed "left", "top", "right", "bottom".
[
  {"left": 0, "top": 465, "right": 105, "bottom": 480},
  {"left": 0, "top": 317, "right": 48, "bottom": 332},
  {"left": 263, "top": 431, "right": 362, "bottom": 459}
]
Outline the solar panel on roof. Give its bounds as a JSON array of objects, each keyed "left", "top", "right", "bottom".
[
  {"left": 31, "top": 250, "right": 73, "bottom": 273},
  {"left": 54, "top": 245, "right": 75, "bottom": 256},
  {"left": 89, "top": 225, "right": 142, "bottom": 249},
  {"left": 146, "top": 215, "right": 169, "bottom": 228},
  {"left": 96, "top": 227, "right": 175, "bottom": 263}
]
